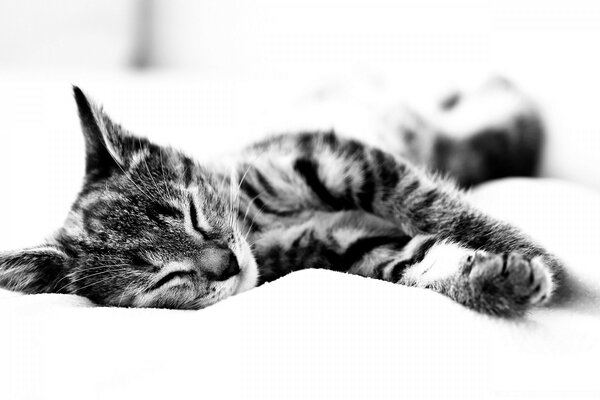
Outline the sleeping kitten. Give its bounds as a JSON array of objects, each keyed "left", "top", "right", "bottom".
[{"left": 0, "top": 83, "right": 561, "bottom": 316}]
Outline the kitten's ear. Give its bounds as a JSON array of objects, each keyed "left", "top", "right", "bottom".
[
  {"left": 0, "top": 245, "right": 70, "bottom": 294},
  {"left": 73, "top": 86, "right": 146, "bottom": 182}
]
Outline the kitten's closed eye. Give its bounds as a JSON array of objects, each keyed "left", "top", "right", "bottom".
[
  {"left": 152, "top": 203, "right": 184, "bottom": 220},
  {"left": 129, "top": 254, "right": 159, "bottom": 272}
]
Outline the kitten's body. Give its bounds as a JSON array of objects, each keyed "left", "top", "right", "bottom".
[{"left": 0, "top": 80, "right": 561, "bottom": 316}]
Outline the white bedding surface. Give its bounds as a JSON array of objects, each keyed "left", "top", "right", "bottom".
[
  {"left": 0, "top": 179, "right": 599, "bottom": 400},
  {"left": 0, "top": 75, "right": 599, "bottom": 399}
]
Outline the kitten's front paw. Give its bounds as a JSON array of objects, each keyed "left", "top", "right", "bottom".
[{"left": 459, "top": 251, "right": 554, "bottom": 315}]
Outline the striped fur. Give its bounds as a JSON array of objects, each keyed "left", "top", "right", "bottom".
[{"left": 0, "top": 85, "right": 561, "bottom": 316}]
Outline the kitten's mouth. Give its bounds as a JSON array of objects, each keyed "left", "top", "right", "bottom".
[{"left": 134, "top": 252, "right": 257, "bottom": 309}]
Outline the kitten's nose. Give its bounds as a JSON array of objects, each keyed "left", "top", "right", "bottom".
[
  {"left": 203, "top": 249, "right": 240, "bottom": 281},
  {"left": 216, "top": 252, "right": 241, "bottom": 281}
]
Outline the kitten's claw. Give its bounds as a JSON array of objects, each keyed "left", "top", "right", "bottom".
[{"left": 528, "top": 256, "right": 552, "bottom": 304}]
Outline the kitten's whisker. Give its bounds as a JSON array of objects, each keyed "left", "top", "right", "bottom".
[
  {"left": 244, "top": 203, "right": 268, "bottom": 240},
  {"left": 71, "top": 263, "right": 131, "bottom": 272},
  {"left": 228, "top": 168, "right": 236, "bottom": 219},
  {"left": 242, "top": 194, "right": 258, "bottom": 222},
  {"left": 132, "top": 277, "right": 150, "bottom": 298},
  {"left": 56, "top": 264, "right": 130, "bottom": 290},
  {"left": 52, "top": 263, "right": 131, "bottom": 290},
  {"left": 72, "top": 273, "right": 135, "bottom": 295},
  {"left": 118, "top": 280, "right": 139, "bottom": 307},
  {"left": 241, "top": 187, "right": 270, "bottom": 224},
  {"left": 65, "top": 263, "right": 133, "bottom": 276},
  {"left": 219, "top": 174, "right": 237, "bottom": 226},
  {"left": 56, "top": 267, "right": 133, "bottom": 294},
  {"left": 237, "top": 153, "right": 262, "bottom": 191},
  {"left": 243, "top": 226, "right": 252, "bottom": 243},
  {"left": 126, "top": 170, "right": 155, "bottom": 201}
]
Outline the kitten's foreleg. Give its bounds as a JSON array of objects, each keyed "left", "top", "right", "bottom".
[
  {"left": 364, "top": 156, "right": 563, "bottom": 312},
  {"left": 393, "top": 237, "right": 553, "bottom": 316}
]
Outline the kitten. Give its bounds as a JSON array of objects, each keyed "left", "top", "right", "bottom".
[{"left": 0, "top": 83, "right": 561, "bottom": 316}]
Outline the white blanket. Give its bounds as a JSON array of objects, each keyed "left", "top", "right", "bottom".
[{"left": 1, "top": 178, "right": 599, "bottom": 400}]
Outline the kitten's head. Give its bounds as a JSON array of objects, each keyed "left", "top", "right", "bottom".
[{"left": 0, "top": 87, "right": 258, "bottom": 309}]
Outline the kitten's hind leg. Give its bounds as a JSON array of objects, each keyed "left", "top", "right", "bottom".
[
  {"left": 377, "top": 76, "right": 544, "bottom": 187},
  {"left": 431, "top": 77, "right": 544, "bottom": 187}
]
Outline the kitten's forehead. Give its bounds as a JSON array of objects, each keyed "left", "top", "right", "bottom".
[
  {"left": 124, "top": 147, "right": 230, "bottom": 200},
  {"left": 68, "top": 161, "right": 233, "bottom": 238}
]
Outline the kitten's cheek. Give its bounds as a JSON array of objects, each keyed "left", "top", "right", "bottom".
[{"left": 234, "top": 259, "right": 259, "bottom": 295}]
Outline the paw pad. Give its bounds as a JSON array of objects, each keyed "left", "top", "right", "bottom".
[{"left": 465, "top": 251, "right": 553, "bottom": 306}]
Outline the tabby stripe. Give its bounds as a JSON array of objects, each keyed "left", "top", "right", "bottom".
[
  {"left": 239, "top": 179, "right": 292, "bottom": 216},
  {"left": 290, "top": 229, "right": 310, "bottom": 250},
  {"left": 406, "top": 237, "right": 438, "bottom": 265},
  {"left": 358, "top": 161, "right": 375, "bottom": 212},
  {"left": 237, "top": 208, "right": 264, "bottom": 232},
  {"left": 416, "top": 189, "right": 437, "bottom": 210},
  {"left": 152, "top": 203, "right": 184, "bottom": 220},
  {"left": 297, "top": 133, "right": 315, "bottom": 153},
  {"left": 181, "top": 157, "right": 194, "bottom": 186},
  {"left": 341, "top": 235, "right": 412, "bottom": 270},
  {"left": 322, "top": 247, "right": 347, "bottom": 272},
  {"left": 254, "top": 170, "right": 277, "bottom": 197},
  {"left": 293, "top": 158, "right": 354, "bottom": 210},
  {"left": 321, "top": 131, "right": 339, "bottom": 149},
  {"left": 373, "top": 260, "right": 391, "bottom": 280},
  {"left": 388, "top": 259, "right": 412, "bottom": 282},
  {"left": 341, "top": 139, "right": 363, "bottom": 158},
  {"left": 343, "top": 176, "right": 354, "bottom": 206},
  {"left": 403, "top": 180, "right": 419, "bottom": 197},
  {"left": 373, "top": 150, "right": 401, "bottom": 201},
  {"left": 188, "top": 196, "right": 209, "bottom": 237}
]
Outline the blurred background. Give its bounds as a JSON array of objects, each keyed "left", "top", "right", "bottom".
[
  {"left": 3, "top": 4, "right": 600, "bottom": 399},
  {"left": 0, "top": 1, "right": 599, "bottom": 247}
]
